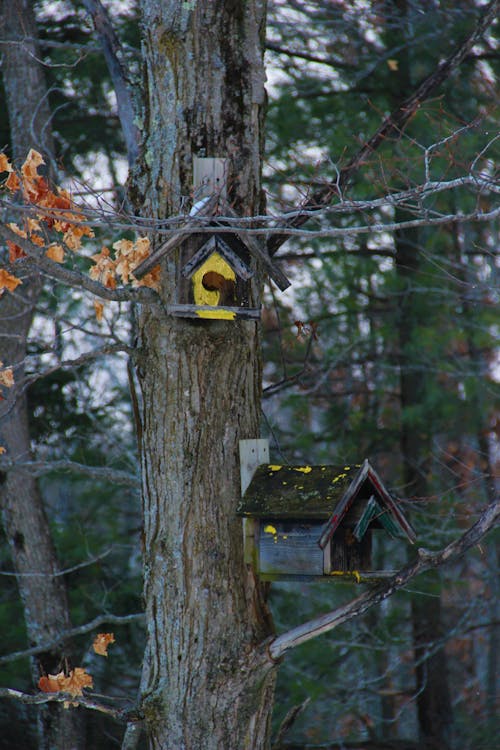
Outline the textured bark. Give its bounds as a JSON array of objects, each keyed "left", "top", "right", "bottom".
[
  {"left": 0, "top": 2, "right": 83, "bottom": 748},
  {"left": 130, "top": 2, "right": 276, "bottom": 748}
]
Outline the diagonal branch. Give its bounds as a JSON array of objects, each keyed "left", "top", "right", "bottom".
[
  {"left": 267, "top": 0, "right": 499, "bottom": 255},
  {"left": 267, "top": 500, "right": 499, "bottom": 661},
  {"left": 81, "top": 0, "right": 140, "bottom": 166}
]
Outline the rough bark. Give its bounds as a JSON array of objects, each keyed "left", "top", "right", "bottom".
[
  {"left": 130, "top": 2, "right": 276, "bottom": 748},
  {"left": 0, "top": 2, "right": 83, "bottom": 748}
]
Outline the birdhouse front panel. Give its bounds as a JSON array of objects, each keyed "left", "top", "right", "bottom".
[
  {"left": 175, "top": 234, "right": 258, "bottom": 320},
  {"left": 258, "top": 520, "right": 324, "bottom": 577}
]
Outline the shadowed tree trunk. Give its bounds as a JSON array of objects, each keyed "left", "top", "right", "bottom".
[
  {"left": 129, "top": 1, "right": 277, "bottom": 747},
  {"left": 0, "top": 2, "right": 84, "bottom": 748}
]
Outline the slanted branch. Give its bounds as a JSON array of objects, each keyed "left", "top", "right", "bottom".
[{"left": 266, "top": 500, "right": 499, "bottom": 661}]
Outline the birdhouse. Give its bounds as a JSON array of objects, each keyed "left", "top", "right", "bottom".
[
  {"left": 237, "top": 442, "right": 416, "bottom": 583},
  {"left": 133, "top": 157, "right": 290, "bottom": 320}
]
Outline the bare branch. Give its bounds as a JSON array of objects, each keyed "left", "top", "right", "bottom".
[
  {"left": 0, "top": 687, "right": 143, "bottom": 722},
  {"left": 0, "top": 612, "right": 144, "bottom": 665},
  {"left": 267, "top": 501, "right": 499, "bottom": 661},
  {"left": 0, "top": 458, "right": 139, "bottom": 487},
  {"left": 0, "top": 547, "right": 114, "bottom": 578}
]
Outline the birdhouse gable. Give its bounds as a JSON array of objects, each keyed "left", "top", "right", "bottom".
[
  {"left": 181, "top": 235, "right": 254, "bottom": 281},
  {"left": 318, "top": 460, "right": 416, "bottom": 549}
]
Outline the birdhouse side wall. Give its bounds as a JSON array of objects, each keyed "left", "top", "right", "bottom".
[{"left": 258, "top": 520, "right": 323, "bottom": 576}]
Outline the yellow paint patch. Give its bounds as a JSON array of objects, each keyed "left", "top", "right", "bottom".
[
  {"left": 264, "top": 524, "right": 278, "bottom": 544},
  {"left": 192, "top": 251, "right": 235, "bottom": 306},
  {"left": 330, "top": 570, "right": 361, "bottom": 583},
  {"left": 294, "top": 466, "right": 312, "bottom": 474},
  {"left": 331, "top": 472, "right": 347, "bottom": 484},
  {"left": 195, "top": 308, "right": 236, "bottom": 320},
  {"left": 268, "top": 465, "right": 282, "bottom": 472}
]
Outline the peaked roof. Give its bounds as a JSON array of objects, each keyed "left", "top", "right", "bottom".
[
  {"left": 237, "top": 460, "right": 416, "bottom": 545},
  {"left": 181, "top": 234, "right": 254, "bottom": 280}
]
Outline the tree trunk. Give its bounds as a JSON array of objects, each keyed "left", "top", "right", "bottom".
[
  {"left": 0, "top": 2, "right": 84, "bottom": 748},
  {"left": 395, "top": 220, "right": 453, "bottom": 750},
  {"left": 130, "top": 2, "right": 276, "bottom": 748}
]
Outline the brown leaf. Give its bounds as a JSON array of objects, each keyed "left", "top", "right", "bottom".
[
  {"left": 93, "top": 632, "right": 115, "bottom": 657},
  {"left": 5, "top": 171, "right": 21, "bottom": 192},
  {"left": 0, "top": 269, "right": 22, "bottom": 293},
  {"left": 0, "top": 362, "right": 14, "bottom": 388},
  {"left": 0, "top": 153, "right": 13, "bottom": 173},
  {"left": 93, "top": 300, "right": 105, "bottom": 323},
  {"left": 46, "top": 244, "right": 65, "bottom": 263},
  {"left": 7, "top": 241, "right": 27, "bottom": 262}
]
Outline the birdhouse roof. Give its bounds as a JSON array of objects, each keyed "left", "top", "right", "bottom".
[
  {"left": 237, "top": 459, "right": 416, "bottom": 545},
  {"left": 181, "top": 234, "right": 253, "bottom": 280}
]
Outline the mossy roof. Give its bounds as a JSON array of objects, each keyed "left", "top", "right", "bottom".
[
  {"left": 236, "top": 463, "right": 363, "bottom": 519},
  {"left": 237, "top": 461, "right": 417, "bottom": 545}
]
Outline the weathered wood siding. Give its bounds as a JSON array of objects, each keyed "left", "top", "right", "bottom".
[{"left": 258, "top": 521, "right": 324, "bottom": 576}]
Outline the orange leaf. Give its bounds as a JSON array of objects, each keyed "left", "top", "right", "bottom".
[
  {"left": 38, "top": 671, "right": 66, "bottom": 693},
  {"left": 0, "top": 153, "right": 13, "bottom": 173},
  {"left": 0, "top": 269, "right": 22, "bottom": 293},
  {"left": 93, "top": 632, "right": 115, "bottom": 657},
  {"left": 5, "top": 170, "right": 21, "bottom": 192},
  {"left": 38, "top": 668, "right": 93, "bottom": 698},
  {"left": 0, "top": 446, "right": 6, "bottom": 455},
  {"left": 46, "top": 244, "right": 65, "bottom": 263},
  {"left": 61, "top": 667, "right": 93, "bottom": 697},
  {"left": 93, "top": 300, "right": 105, "bottom": 323}
]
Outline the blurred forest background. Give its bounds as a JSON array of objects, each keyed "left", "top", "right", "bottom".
[{"left": 0, "top": 1, "right": 498, "bottom": 749}]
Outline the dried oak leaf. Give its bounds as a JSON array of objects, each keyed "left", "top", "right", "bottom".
[
  {"left": 93, "top": 300, "right": 105, "bottom": 323},
  {"left": 46, "top": 244, "right": 65, "bottom": 263},
  {"left": 0, "top": 153, "right": 13, "bottom": 173},
  {"left": 0, "top": 362, "right": 14, "bottom": 388},
  {"left": 0, "top": 269, "right": 22, "bottom": 294},
  {"left": 89, "top": 247, "right": 117, "bottom": 289},
  {"left": 38, "top": 668, "right": 93, "bottom": 698},
  {"left": 93, "top": 632, "right": 115, "bottom": 657},
  {"left": 5, "top": 170, "right": 21, "bottom": 192}
]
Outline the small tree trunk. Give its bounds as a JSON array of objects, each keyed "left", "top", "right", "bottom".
[
  {"left": 130, "top": 2, "right": 277, "bottom": 747},
  {"left": 0, "top": 2, "right": 84, "bottom": 748}
]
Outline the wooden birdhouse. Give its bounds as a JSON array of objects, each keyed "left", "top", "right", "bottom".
[
  {"left": 133, "top": 157, "right": 290, "bottom": 320},
  {"left": 238, "top": 441, "right": 416, "bottom": 583}
]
